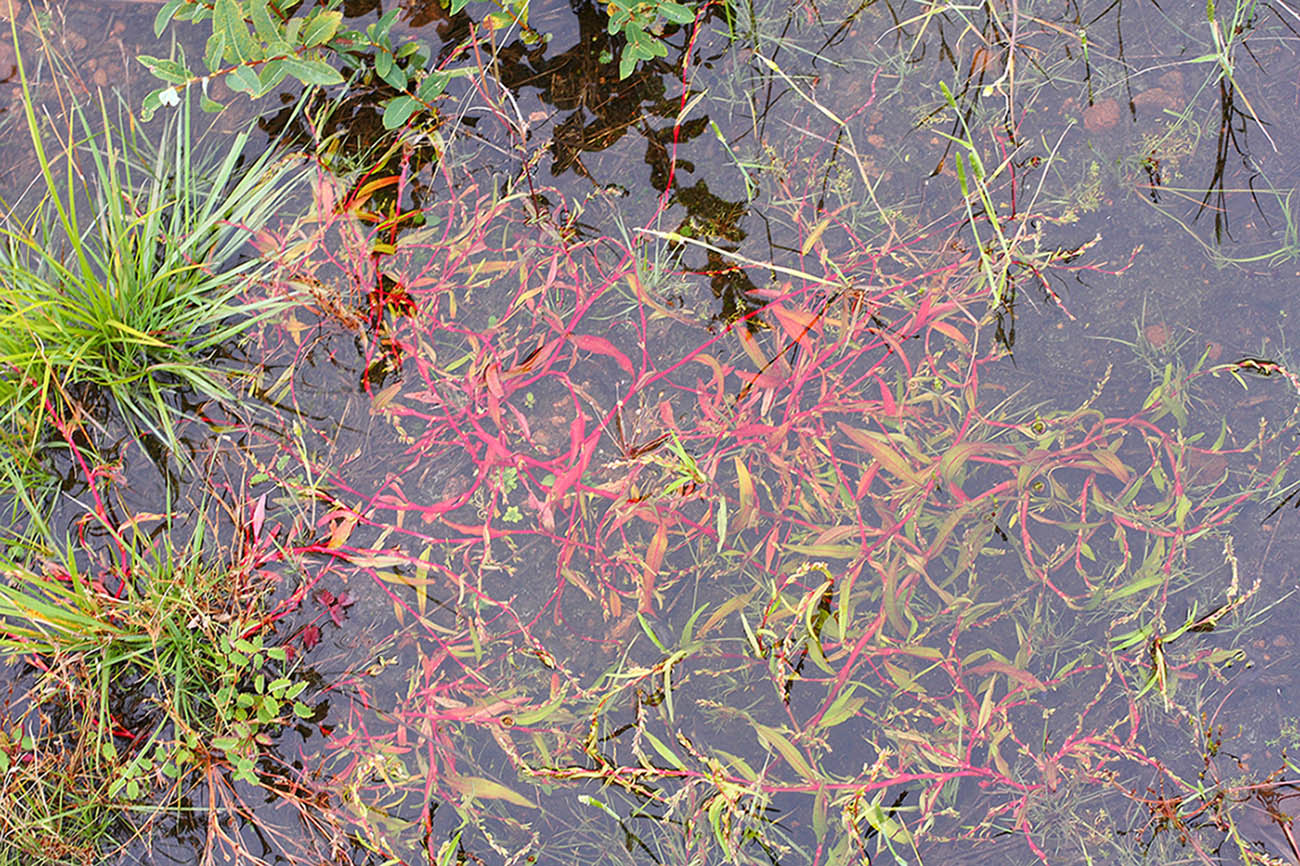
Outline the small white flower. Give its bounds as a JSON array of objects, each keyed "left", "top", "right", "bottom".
[{"left": 158, "top": 87, "right": 181, "bottom": 108}]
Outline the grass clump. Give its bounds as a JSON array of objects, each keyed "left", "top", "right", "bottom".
[
  {"left": 0, "top": 714, "right": 116, "bottom": 866},
  {"left": 0, "top": 34, "right": 311, "bottom": 463},
  {"left": 0, "top": 501, "right": 314, "bottom": 861}
]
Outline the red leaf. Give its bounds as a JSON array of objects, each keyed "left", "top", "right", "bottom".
[
  {"left": 325, "top": 591, "right": 355, "bottom": 626},
  {"left": 570, "top": 333, "right": 635, "bottom": 376},
  {"left": 251, "top": 493, "right": 267, "bottom": 542},
  {"left": 301, "top": 624, "right": 321, "bottom": 650}
]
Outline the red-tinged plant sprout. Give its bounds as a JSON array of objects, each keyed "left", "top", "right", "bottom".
[
  {"left": 222, "top": 112, "right": 1300, "bottom": 865},
  {"left": 147, "top": 8, "right": 1300, "bottom": 866}
]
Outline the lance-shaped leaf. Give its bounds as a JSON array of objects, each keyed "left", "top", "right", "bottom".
[
  {"left": 753, "top": 723, "right": 818, "bottom": 782},
  {"left": 446, "top": 774, "right": 536, "bottom": 808},
  {"left": 837, "top": 423, "right": 926, "bottom": 487}
]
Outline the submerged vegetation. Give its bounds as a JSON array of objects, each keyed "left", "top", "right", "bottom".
[{"left": 0, "top": 0, "right": 1299, "bottom": 864}]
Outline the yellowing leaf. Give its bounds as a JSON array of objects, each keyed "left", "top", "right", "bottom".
[
  {"left": 786, "top": 542, "right": 859, "bottom": 559},
  {"left": 446, "top": 774, "right": 536, "bottom": 808},
  {"left": 640, "top": 520, "right": 668, "bottom": 613},
  {"left": 737, "top": 327, "right": 772, "bottom": 373},
  {"left": 801, "top": 217, "right": 831, "bottom": 255},
  {"left": 837, "top": 423, "right": 924, "bottom": 487},
  {"left": 929, "top": 318, "right": 969, "bottom": 344},
  {"left": 327, "top": 512, "right": 358, "bottom": 548},
  {"left": 734, "top": 456, "right": 757, "bottom": 530},
  {"left": 697, "top": 588, "right": 756, "bottom": 639},
  {"left": 370, "top": 382, "right": 401, "bottom": 413},
  {"left": 753, "top": 723, "right": 818, "bottom": 782},
  {"left": 344, "top": 552, "right": 409, "bottom": 568}
]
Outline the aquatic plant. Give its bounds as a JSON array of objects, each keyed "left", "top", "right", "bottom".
[
  {"left": 144, "top": 0, "right": 703, "bottom": 127},
  {"left": 3, "top": 0, "right": 1300, "bottom": 863},
  {"left": 0, "top": 483, "right": 320, "bottom": 862},
  {"left": 230, "top": 126, "right": 1300, "bottom": 863},
  {"left": 0, "top": 29, "right": 312, "bottom": 460}
]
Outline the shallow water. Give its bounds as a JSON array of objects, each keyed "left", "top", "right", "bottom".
[{"left": 4, "top": 0, "right": 1300, "bottom": 864}]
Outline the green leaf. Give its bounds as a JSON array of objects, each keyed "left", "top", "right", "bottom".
[
  {"left": 862, "top": 795, "right": 913, "bottom": 845},
  {"left": 659, "top": 1, "right": 697, "bottom": 24},
  {"left": 817, "top": 686, "right": 866, "bottom": 729},
  {"left": 301, "top": 9, "right": 343, "bottom": 47},
  {"left": 154, "top": 0, "right": 187, "bottom": 37},
  {"left": 813, "top": 789, "right": 829, "bottom": 842},
  {"left": 249, "top": 0, "right": 281, "bottom": 44},
  {"left": 375, "top": 45, "right": 393, "bottom": 79},
  {"left": 137, "top": 55, "right": 191, "bottom": 85},
  {"left": 204, "top": 31, "right": 228, "bottom": 72},
  {"left": 382, "top": 95, "right": 419, "bottom": 129},
  {"left": 642, "top": 729, "right": 688, "bottom": 770},
  {"left": 368, "top": 8, "right": 399, "bottom": 39},
  {"left": 214, "top": 0, "right": 259, "bottom": 63},
  {"left": 418, "top": 71, "right": 449, "bottom": 101},
  {"left": 375, "top": 52, "right": 407, "bottom": 90},
  {"left": 258, "top": 59, "right": 289, "bottom": 92},
  {"left": 619, "top": 52, "right": 636, "bottom": 80},
  {"left": 293, "top": 700, "right": 314, "bottom": 718},
  {"left": 510, "top": 686, "right": 569, "bottom": 725},
  {"left": 451, "top": 0, "right": 473, "bottom": 13},
  {"left": 280, "top": 56, "right": 344, "bottom": 86},
  {"left": 753, "top": 723, "right": 818, "bottom": 781},
  {"left": 395, "top": 39, "right": 429, "bottom": 62},
  {"left": 1108, "top": 569, "right": 1165, "bottom": 602},
  {"left": 637, "top": 612, "right": 667, "bottom": 652},
  {"left": 141, "top": 88, "right": 170, "bottom": 122}
]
